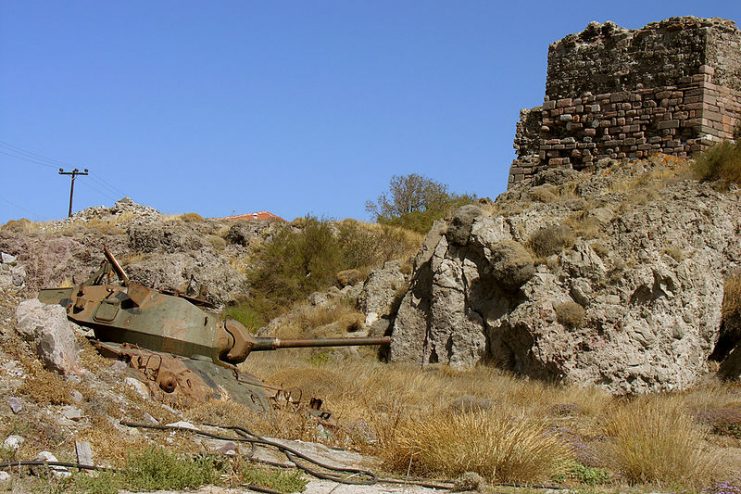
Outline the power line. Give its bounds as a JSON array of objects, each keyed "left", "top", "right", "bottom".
[
  {"left": 88, "top": 173, "right": 127, "bottom": 199},
  {"left": 0, "top": 149, "right": 59, "bottom": 169},
  {"left": 0, "top": 195, "right": 41, "bottom": 220},
  {"left": 0, "top": 140, "right": 132, "bottom": 206},
  {"left": 0, "top": 140, "right": 70, "bottom": 166},
  {"left": 77, "top": 177, "right": 120, "bottom": 203}
]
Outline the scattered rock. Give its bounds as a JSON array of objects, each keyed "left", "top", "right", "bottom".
[
  {"left": 7, "top": 397, "right": 22, "bottom": 414},
  {"left": 14, "top": 299, "right": 81, "bottom": 375},
  {"left": 0, "top": 252, "right": 16, "bottom": 265},
  {"left": 166, "top": 421, "right": 199, "bottom": 431},
  {"left": 308, "top": 292, "right": 330, "bottom": 307},
  {"left": 69, "top": 390, "right": 84, "bottom": 404},
  {"left": 125, "top": 377, "right": 151, "bottom": 400},
  {"left": 453, "top": 471, "right": 485, "bottom": 492},
  {"left": 60, "top": 405, "right": 84, "bottom": 421},
  {"left": 3, "top": 435, "right": 24, "bottom": 451},
  {"left": 35, "top": 451, "right": 70, "bottom": 478},
  {"left": 0, "top": 471, "right": 10, "bottom": 482}
]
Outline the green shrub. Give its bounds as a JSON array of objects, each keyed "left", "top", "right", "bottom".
[
  {"left": 692, "top": 139, "right": 741, "bottom": 187},
  {"left": 529, "top": 224, "right": 576, "bottom": 258},
  {"left": 566, "top": 462, "right": 611, "bottom": 485},
  {"left": 224, "top": 302, "right": 266, "bottom": 332},
  {"left": 72, "top": 447, "right": 221, "bottom": 493},
  {"left": 242, "top": 467, "right": 307, "bottom": 493},
  {"left": 246, "top": 217, "right": 419, "bottom": 321},
  {"left": 367, "top": 173, "right": 476, "bottom": 234}
]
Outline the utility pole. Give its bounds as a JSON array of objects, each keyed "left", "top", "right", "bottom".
[{"left": 58, "top": 168, "right": 89, "bottom": 218}]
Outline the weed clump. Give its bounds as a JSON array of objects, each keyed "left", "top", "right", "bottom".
[
  {"left": 555, "top": 302, "right": 586, "bottom": 329},
  {"left": 529, "top": 224, "right": 576, "bottom": 258},
  {"left": 71, "top": 447, "right": 220, "bottom": 493},
  {"left": 242, "top": 467, "right": 307, "bottom": 493},
  {"left": 178, "top": 212, "right": 205, "bottom": 222},
  {"left": 384, "top": 410, "right": 572, "bottom": 483},
  {"left": 692, "top": 139, "right": 741, "bottom": 187}
]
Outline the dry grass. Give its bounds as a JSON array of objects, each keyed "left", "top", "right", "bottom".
[
  {"left": 237, "top": 353, "right": 741, "bottom": 489},
  {"left": 602, "top": 399, "right": 723, "bottom": 488},
  {"left": 565, "top": 211, "right": 603, "bottom": 240},
  {"left": 692, "top": 139, "right": 741, "bottom": 187},
  {"left": 662, "top": 245, "right": 685, "bottom": 263},
  {"left": 529, "top": 224, "right": 576, "bottom": 258},
  {"left": 722, "top": 270, "right": 741, "bottom": 322},
  {"left": 554, "top": 301, "right": 586, "bottom": 329},
  {"left": 178, "top": 212, "right": 205, "bottom": 222},
  {"left": 383, "top": 409, "right": 573, "bottom": 482}
]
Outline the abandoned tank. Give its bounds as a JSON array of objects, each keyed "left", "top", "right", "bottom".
[{"left": 37, "top": 248, "right": 391, "bottom": 413}]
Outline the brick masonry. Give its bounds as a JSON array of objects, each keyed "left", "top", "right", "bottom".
[{"left": 509, "top": 17, "right": 741, "bottom": 186}]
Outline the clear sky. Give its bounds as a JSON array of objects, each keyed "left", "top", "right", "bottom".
[{"left": 1, "top": 1, "right": 739, "bottom": 223}]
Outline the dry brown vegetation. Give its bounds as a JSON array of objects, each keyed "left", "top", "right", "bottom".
[
  {"left": 554, "top": 301, "right": 586, "bottom": 329},
  {"left": 529, "top": 224, "right": 576, "bottom": 258},
  {"left": 722, "top": 269, "right": 741, "bottom": 323},
  {"left": 235, "top": 353, "right": 741, "bottom": 489}
]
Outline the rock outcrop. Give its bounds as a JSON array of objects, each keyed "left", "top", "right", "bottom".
[
  {"left": 15, "top": 299, "right": 81, "bottom": 375},
  {"left": 389, "top": 160, "right": 741, "bottom": 394}
]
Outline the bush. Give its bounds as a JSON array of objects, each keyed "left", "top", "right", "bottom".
[
  {"left": 529, "top": 224, "right": 576, "bottom": 258},
  {"left": 246, "top": 217, "right": 419, "bottom": 321},
  {"left": 178, "top": 212, "right": 205, "bottom": 222},
  {"left": 555, "top": 302, "right": 586, "bottom": 329},
  {"left": 224, "top": 302, "right": 266, "bottom": 332},
  {"left": 367, "top": 174, "right": 476, "bottom": 234},
  {"left": 383, "top": 410, "right": 572, "bottom": 483},
  {"left": 692, "top": 139, "right": 741, "bottom": 187}
]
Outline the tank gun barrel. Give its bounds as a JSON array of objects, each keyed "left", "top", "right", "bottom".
[
  {"left": 103, "top": 245, "right": 130, "bottom": 285},
  {"left": 249, "top": 336, "right": 391, "bottom": 352}
]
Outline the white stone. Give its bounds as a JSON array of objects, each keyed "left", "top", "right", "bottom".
[
  {"left": 3, "top": 435, "right": 24, "bottom": 451},
  {"left": 125, "top": 377, "right": 150, "bottom": 400}
]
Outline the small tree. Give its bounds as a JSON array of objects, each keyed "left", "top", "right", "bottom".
[{"left": 366, "top": 174, "right": 475, "bottom": 233}]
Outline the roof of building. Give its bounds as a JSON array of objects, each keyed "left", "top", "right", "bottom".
[{"left": 216, "top": 211, "right": 285, "bottom": 222}]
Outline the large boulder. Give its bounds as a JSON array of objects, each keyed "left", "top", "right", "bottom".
[
  {"left": 15, "top": 299, "right": 81, "bottom": 375},
  {"left": 358, "top": 261, "right": 408, "bottom": 326},
  {"left": 389, "top": 164, "right": 741, "bottom": 394},
  {"left": 124, "top": 251, "right": 246, "bottom": 306}
]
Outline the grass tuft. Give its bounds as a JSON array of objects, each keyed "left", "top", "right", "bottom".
[
  {"left": 242, "top": 466, "right": 307, "bottom": 493},
  {"left": 692, "top": 139, "right": 741, "bottom": 187},
  {"left": 602, "top": 399, "right": 721, "bottom": 488},
  {"left": 554, "top": 302, "right": 586, "bottom": 329},
  {"left": 529, "top": 224, "right": 576, "bottom": 258},
  {"left": 383, "top": 410, "right": 573, "bottom": 483}
]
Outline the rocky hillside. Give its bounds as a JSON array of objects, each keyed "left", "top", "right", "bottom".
[
  {"left": 0, "top": 198, "right": 282, "bottom": 306},
  {"left": 386, "top": 156, "right": 740, "bottom": 394}
]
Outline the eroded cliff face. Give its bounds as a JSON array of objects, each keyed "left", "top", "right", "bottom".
[{"left": 389, "top": 159, "right": 740, "bottom": 394}]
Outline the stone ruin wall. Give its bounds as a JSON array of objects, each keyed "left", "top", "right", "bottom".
[{"left": 509, "top": 17, "right": 741, "bottom": 186}]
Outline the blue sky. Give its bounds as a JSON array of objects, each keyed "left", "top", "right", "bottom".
[{"left": 1, "top": 1, "right": 739, "bottom": 223}]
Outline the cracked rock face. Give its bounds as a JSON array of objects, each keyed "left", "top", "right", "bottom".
[{"left": 389, "top": 164, "right": 741, "bottom": 394}]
